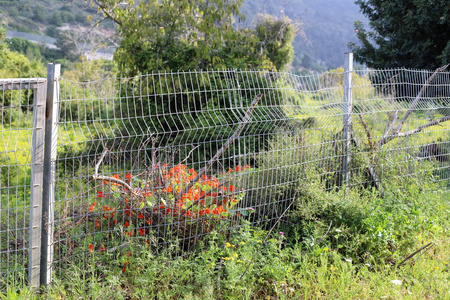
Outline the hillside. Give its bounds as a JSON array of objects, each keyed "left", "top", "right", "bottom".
[
  {"left": 0, "top": 0, "right": 367, "bottom": 70},
  {"left": 241, "top": 0, "right": 368, "bottom": 70}
]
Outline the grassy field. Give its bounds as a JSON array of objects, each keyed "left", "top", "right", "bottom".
[
  {"left": 1, "top": 70, "right": 450, "bottom": 299},
  {"left": 2, "top": 181, "right": 449, "bottom": 299}
]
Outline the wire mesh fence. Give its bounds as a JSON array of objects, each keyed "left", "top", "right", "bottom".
[
  {"left": 0, "top": 78, "right": 47, "bottom": 288},
  {"left": 52, "top": 66, "right": 450, "bottom": 273},
  {"left": 1, "top": 62, "right": 449, "bottom": 287}
]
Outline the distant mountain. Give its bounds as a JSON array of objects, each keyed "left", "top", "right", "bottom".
[
  {"left": 0, "top": 0, "right": 368, "bottom": 70},
  {"left": 241, "top": 0, "right": 368, "bottom": 70}
]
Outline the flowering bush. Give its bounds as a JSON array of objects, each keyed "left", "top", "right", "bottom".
[{"left": 87, "top": 164, "right": 248, "bottom": 253}]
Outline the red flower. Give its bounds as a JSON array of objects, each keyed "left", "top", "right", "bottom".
[
  {"left": 138, "top": 213, "right": 145, "bottom": 219},
  {"left": 229, "top": 185, "right": 235, "bottom": 192},
  {"left": 89, "top": 202, "right": 97, "bottom": 211},
  {"left": 122, "top": 261, "right": 129, "bottom": 272},
  {"left": 95, "top": 219, "right": 101, "bottom": 228},
  {"left": 125, "top": 173, "right": 132, "bottom": 181},
  {"left": 97, "top": 191, "right": 104, "bottom": 198},
  {"left": 88, "top": 244, "right": 94, "bottom": 252},
  {"left": 138, "top": 228, "right": 146, "bottom": 236},
  {"left": 124, "top": 221, "right": 130, "bottom": 227},
  {"left": 99, "top": 244, "right": 106, "bottom": 252}
]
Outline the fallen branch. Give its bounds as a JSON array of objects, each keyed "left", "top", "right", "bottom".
[
  {"left": 377, "top": 64, "right": 450, "bottom": 148},
  {"left": 397, "top": 242, "right": 435, "bottom": 267},
  {"left": 175, "top": 94, "right": 262, "bottom": 202},
  {"left": 91, "top": 148, "right": 138, "bottom": 196}
]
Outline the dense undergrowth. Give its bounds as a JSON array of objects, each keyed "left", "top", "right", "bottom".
[{"left": 3, "top": 171, "right": 449, "bottom": 299}]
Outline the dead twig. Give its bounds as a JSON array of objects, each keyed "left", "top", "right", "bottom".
[
  {"left": 377, "top": 64, "right": 450, "bottom": 148},
  {"left": 397, "top": 242, "right": 435, "bottom": 267},
  {"left": 175, "top": 94, "right": 262, "bottom": 203}
]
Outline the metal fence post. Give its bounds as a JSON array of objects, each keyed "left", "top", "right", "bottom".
[
  {"left": 41, "top": 63, "right": 60, "bottom": 287},
  {"left": 29, "top": 80, "right": 47, "bottom": 288},
  {"left": 342, "top": 52, "right": 353, "bottom": 188}
]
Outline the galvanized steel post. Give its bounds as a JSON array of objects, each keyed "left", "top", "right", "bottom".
[
  {"left": 41, "top": 63, "right": 60, "bottom": 287},
  {"left": 343, "top": 53, "right": 353, "bottom": 188}
]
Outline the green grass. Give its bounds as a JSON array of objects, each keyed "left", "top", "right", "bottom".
[{"left": 2, "top": 176, "right": 449, "bottom": 300}]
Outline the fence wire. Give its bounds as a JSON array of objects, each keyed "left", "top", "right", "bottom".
[
  {"left": 1, "top": 67, "right": 449, "bottom": 284},
  {"left": 0, "top": 78, "right": 46, "bottom": 287},
  {"left": 52, "top": 68, "right": 450, "bottom": 273}
]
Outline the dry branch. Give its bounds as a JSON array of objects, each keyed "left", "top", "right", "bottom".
[
  {"left": 175, "top": 94, "right": 263, "bottom": 202},
  {"left": 397, "top": 242, "right": 434, "bottom": 267},
  {"left": 377, "top": 64, "right": 450, "bottom": 148},
  {"left": 379, "top": 115, "right": 450, "bottom": 147}
]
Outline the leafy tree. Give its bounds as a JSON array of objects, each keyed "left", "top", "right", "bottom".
[
  {"left": 0, "top": 27, "right": 45, "bottom": 123},
  {"left": 255, "top": 14, "right": 299, "bottom": 71},
  {"left": 90, "top": 0, "right": 297, "bottom": 74},
  {"left": 349, "top": 0, "right": 450, "bottom": 69},
  {"left": 84, "top": 0, "right": 299, "bottom": 166},
  {"left": 32, "top": 5, "right": 45, "bottom": 22}
]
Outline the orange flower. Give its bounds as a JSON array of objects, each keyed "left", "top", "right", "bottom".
[
  {"left": 95, "top": 218, "right": 101, "bottom": 228},
  {"left": 163, "top": 186, "right": 173, "bottom": 193},
  {"left": 125, "top": 173, "right": 131, "bottom": 181},
  {"left": 89, "top": 202, "right": 97, "bottom": 211}
]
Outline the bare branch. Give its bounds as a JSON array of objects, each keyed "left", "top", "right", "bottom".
[
  {"left": 91, "top": 0, "right": 123, "bottom": 26},
  {"left": 393, "top": 64, "right": 449, "bottom": 134},
  {"left": 358, "top": 114, "right": 374, "bottom": 150},
  {"left": 379, "top": 115, "right": 450, "bottom": 147},
  {"left": 380, "top": 110, "right": 398, "bottom": 145},
  {"left": 397, "top": 242, "right": 434, "bottom": 267},
  {"left": 376, "top": 63, "right": 450, "bottom": 148},
  {"left": 174, "top": 94, "right": 262, "bottom": 202}
]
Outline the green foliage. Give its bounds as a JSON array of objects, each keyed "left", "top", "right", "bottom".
[
  {"left": 92, "top": 0, "right": 297, "bottom": 74},
  {"left": 349, "top": 0, "right": 450, "bottom": 69},
  {"left": 255, "top": 15, "right": 298, "bottom": 71},
  {"left": 283, "top": 159, "right": 445, "bottom": 265}
]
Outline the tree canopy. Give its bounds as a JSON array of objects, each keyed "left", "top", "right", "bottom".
[
  {"left": 89, "top": 0, "right": 298, "bottom": 75},
  {"left": 349, "top": 0, "right": 450, "bottom": 69}
]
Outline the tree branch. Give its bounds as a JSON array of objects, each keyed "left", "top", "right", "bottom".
[
  {"left": 174, "top": 94, "right": 262, "bottom": 203},
  {"left": 379, "top": 115, "right": 450, "bottom": 147},
  {"left": 91, "top": 0, "right": 123, "bottom": 26},
  {"left": 393, "top": 64, "right": 449, "bottom": 134},
  {"left": 376, "top": 63, "right": 450, "bottom": 148}
]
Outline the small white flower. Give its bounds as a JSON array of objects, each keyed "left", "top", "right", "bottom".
[{"left": 391, "top": 279, "right": 402, "bottom": 286}]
